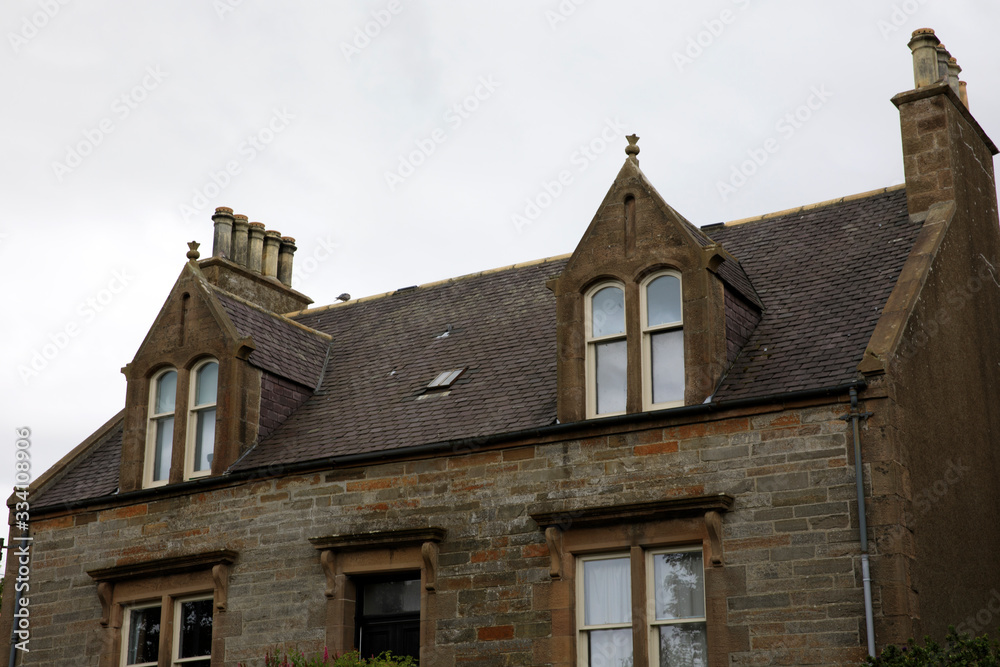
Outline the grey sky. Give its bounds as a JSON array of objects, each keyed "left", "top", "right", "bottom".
[{"left": 3, "top": 1, "right": 998, "bottom": 548}]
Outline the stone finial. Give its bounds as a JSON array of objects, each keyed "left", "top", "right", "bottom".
[
  {"left": 186, "top": 241, "right": 201, "bottom": 261},
  {"left": 625, "top": 134, "right": 640, "bottom": 160}
]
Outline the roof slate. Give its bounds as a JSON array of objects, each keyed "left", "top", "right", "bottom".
[
  {"left": 32, "top": 186, "right": 922, "bottom": 505},
  {"left": 34, "top": 419, "right": 122, "bottom": 510},
  {"left": 705, "top": 187, "right": 916, "bottom": 399},
  {"left": 232, "top": 257, "right": 567, "bottom": 469},
  {"left": 214, "top": 289, "right": 330, "bottom": 389}
]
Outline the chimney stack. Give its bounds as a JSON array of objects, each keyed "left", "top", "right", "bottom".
[
  {"left": 278, "top": 237, "right": 297, "bottom": 287},
  {"left": 231, "top": 214, "right": 250, "bottom": 267},
  {"left": 262, "top": 230, "right": 282, "bottom": 278},
  {"left": 212, "top": 207, "right": 235, "bottom": 258},
  {"left": 248, "top": 222, "right": 265, "bottom": 273}
]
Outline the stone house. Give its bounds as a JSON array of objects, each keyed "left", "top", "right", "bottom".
[{"left": 3, "top": 29, "right": 1000, "bottom": 667}]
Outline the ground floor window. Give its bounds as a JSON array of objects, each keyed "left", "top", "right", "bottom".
[
  {"left": 121, "top": 595, "right": 212, "bottom": 667},
  {"left": 355, "top": 575, "right": 421, "bottom": 660},
  {"left": 577, "top": 547, "right": 707, "bottom": 667}
]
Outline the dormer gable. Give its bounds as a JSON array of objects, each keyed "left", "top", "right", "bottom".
[
  {"left": 551, "top": 138, "right": 759, "bottom": 423},
  {"left": 119, "top": 231, "right": 330, "bottom": 493}
]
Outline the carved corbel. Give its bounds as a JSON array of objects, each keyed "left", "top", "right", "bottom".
[
  {"left": 544, "top": 526, "right": 563, "bottom": 579},
  {"left": 421, "top": 541, "right": 439, "bottom": 592},
  {"left": 212, "top": 563, "right": 230, "bottom": 611},
  {"left": 97, "top": 582, "right": 113, "bottom": 627},
  {"left": 705, "top": 510, "right": 724, "bottom": 566},
  {"left": 320, "top": 549, "right": 337, "bottom": 598}
]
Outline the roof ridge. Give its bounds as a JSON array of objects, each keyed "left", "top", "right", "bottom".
[
  {"left": 210, "top": 286, "right": 333, "bottom": 341},
  {"left": 722, "top": 184, "right": 906, "bottom": 227},
  {"left": 287, "top": 253, "right": 572, "bottom": 317}
]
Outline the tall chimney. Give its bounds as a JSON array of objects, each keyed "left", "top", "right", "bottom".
[
  {"left": 278, "top": 237, "right": 297, "bottom": 287},
  {"left": 211, "top": 207, "right": 234, "bottom": 258},
  {"left": 232, "top": 215, "right": 250, "bottom": 267},
  {"left": 947, "top": 57, "right": 962, "bottom": 98},
  {"left": 936, "top": 44, "right": 952, "bottom": 84},
  {"left": 248, "top": 222, "right": 265, "bottom": 273},
  {"left": 263, "top": 230, "right": 281, "bottom": 278},
  {"left": 908, "top": 29, "right": 941, "bottom": 88}
]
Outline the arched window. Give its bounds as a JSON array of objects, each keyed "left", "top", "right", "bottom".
[
  {"left": 187, "top": 359, "right": 218, "bottom": 479},
  {"left": 587, "top": 283, "right": 627, "bottom": 416},
  {"left": 642, "top": 272, "right": 684, "bottom": 408},
  {"left": 146, "top": 368, "right": 177, "bottom": 486}
]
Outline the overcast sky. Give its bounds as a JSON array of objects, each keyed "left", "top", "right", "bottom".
[{"left": 3, "top": 1, "right": 999, "bottom": 559}]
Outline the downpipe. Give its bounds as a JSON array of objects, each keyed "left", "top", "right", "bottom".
[{"left": 845, "top": 386, "right": 876, "bottom": 658}]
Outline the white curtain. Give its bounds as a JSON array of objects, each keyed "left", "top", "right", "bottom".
[
  {"left": 590, "top": 628, "right": 633, "bottom": 667},
  {"left": 584, "top": 557, "right": 631, "bottom": 625}
]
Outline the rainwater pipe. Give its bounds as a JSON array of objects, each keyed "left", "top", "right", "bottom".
[{"left": 845, "top": 386, "right": 876, "bottom": 658}]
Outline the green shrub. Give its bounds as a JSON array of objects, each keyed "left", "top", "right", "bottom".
[
  {"left": 862, "top": 628, "right": 1000, "bottom": 666},
  {"left": 240, "top": 648, "right": 416, "bottom": 667}
]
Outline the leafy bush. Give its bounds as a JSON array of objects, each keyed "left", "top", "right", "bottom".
[
  {"left": 862, "top": 628, "right": 1000, "bottom": 666},
  {"left": 240, "top": 648, "right": 416, "bottom": 667}
]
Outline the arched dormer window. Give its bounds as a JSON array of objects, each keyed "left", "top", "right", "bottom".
[
  {"left": 186, "top": 359, "right": 218, "bottom": 479},
  {"left": 146, "top": 368, "right": 177, "bottom": 487},
  {"left": 642, "top": 272, "right": 684, "bottom": 409},
  {"left": 586, "top": 283, "right": 627, "bottom": 417}
]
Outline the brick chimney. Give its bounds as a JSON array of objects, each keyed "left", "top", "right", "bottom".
[
  {"left": 893, "top": 29, "right": 998, "bottom": 216},
  {"left": 199, "top": 207, "right": 311, "bottom": 313}
]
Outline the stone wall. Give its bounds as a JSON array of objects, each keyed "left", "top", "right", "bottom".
[{"left": 9, "top": 400, "right": 875, "bottom": 666}]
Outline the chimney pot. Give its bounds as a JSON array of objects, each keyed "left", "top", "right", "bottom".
[
  {"left": 908, "top": 28, "right": 941, "bottom": 88},
  {"left": 231, "top": 215, "right": 250, "bottom": 267},
  {"left": 278, "top": 236, "right": 297, "bottom": 287},
  {"left": 211, "top": 208, "right": 235, "bottom": 259},
  {"left": 959, "top": 80, "right": 969, "bottom": 109},
  {"left": 936, "top": 44, "right": 952, "bottom": 84},
  {"left": 248, "top": 222, "right": 265, "bottom": 273},
  {"left": 947, "top": 56, "right": 962, "bottom": 98},
  {"left": 262, "top": 230, "right": 282, "bottom": 279}
]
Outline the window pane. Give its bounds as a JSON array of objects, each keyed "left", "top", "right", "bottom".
[
  {"left": 195, "top": 362, "right": 218, "bottom": 407},
  {"left": 193, "top": 408, "right": 216, "bottom": 473},
  {"left": 592, "top": 286, "right": 625, "bottom": 338},
  {"left": 658, "top": 623, "right": 707, "bottom": 667},
  {"left": 126, "top": 606, "right": 160, "bottom": 665},
  {"left": 647, "top": 275, "right": 681, "bottom": 327},
  {"left": 651, "top": 330, "right": 684, "bottom": 405},
  {"left": 177, "top": 599, "right": 213, "bottom": 659},
  {"left": 583, "top": 557, "right": 631, "bottom": 626},
  {"left": 153, "top": 416, "right": 173, "bottom": 482},
  {"left": 363, "top": 578, "right": 421, "bottom": 615},
  {"left": 596, "top": 340, "right": 627, "bottom": 415},
  {"left": 589, "top": 628, "right": 633, "bottom": 667},
  {"left": 155, "top": 370, "right": 177, "bottom": 414},
  {"left": 653, "top": 551, "right": 705, "bottom": 620}
]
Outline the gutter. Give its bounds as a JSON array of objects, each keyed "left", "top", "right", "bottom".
[{"left": 30, "top": 380, "right": 866, "bottom": 515}]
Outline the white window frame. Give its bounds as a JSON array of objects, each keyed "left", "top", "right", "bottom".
[
  {"left": 172, "top": 594, "right": 214, "bottom": 666},
  {"left": 576, "top": 552, "right": 633, "bottom": 667},
  {"left": 145, "top": 367, "right": 178, "bottom": 489},
  {"left": 184, "top": 358, "right": 219, "bottom": 481},
  {"left": 585, "top": 281, "right": 628, "bottom": 418},
  {"left": 120, "top": 600, "right": 162, "bottom": 667},
  {"left": 646, "top": 546, "right": 707, "bottom": 666},
  {"left": 640, "top": 271, "right": 684, "bottom": 411}
]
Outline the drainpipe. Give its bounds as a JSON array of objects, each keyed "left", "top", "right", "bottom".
[{"left": 845, "top": 386, "right": 876, "bottom": 657}]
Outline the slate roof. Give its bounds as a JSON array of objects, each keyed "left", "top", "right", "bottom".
[
  {"left": 34, "top": 419, "right": 122, "bottom": 510},
  {"left": 31, "top": 186, "right": 921, "bottom": 507},
  {"left": 214, "top": 290, "right": 331, "bottom": 389},
  {"left": 232, "top": 257, "right": 568, "bottom": 469},
  {"left": 706, "top": 186, "right": 916, "bottom": 399}
]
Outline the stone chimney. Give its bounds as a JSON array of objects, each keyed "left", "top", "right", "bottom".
[
  {"left": 893, "top": 29, "right": 997, "bottom": 216},
  {"left": 198, "top": 208, "right": 312, "bottom": 313}
]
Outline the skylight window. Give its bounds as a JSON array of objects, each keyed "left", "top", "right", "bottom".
[{"left": 427, "top": 369, "right": 464, "bottom": 389}]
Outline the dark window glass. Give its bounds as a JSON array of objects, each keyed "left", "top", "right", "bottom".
[
  {"left": 356, "top": 575, "right": 420, "bottom": 661},
  {"left": 125, "top": 605, "right": 161, "bottom": 665}
]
